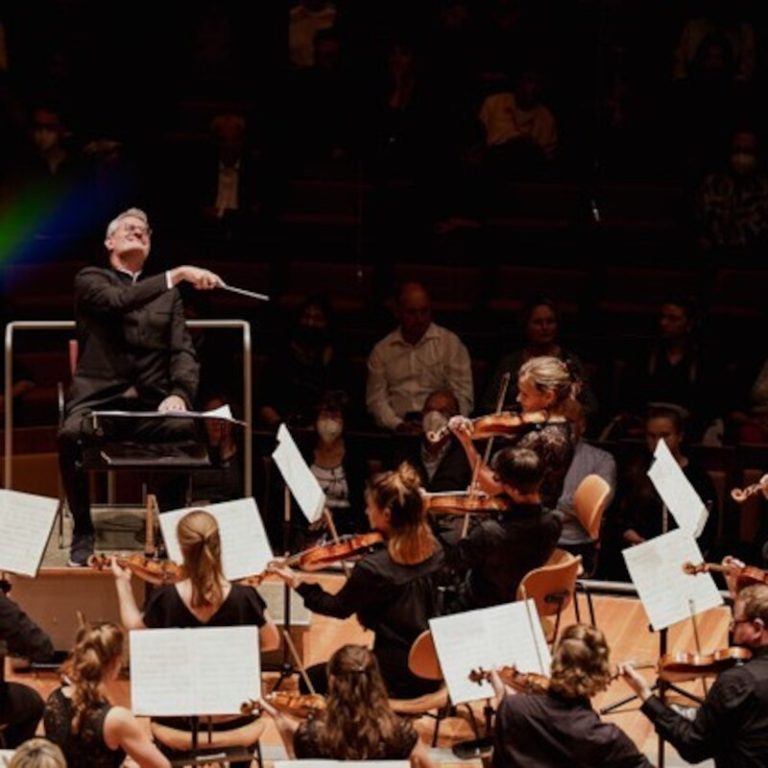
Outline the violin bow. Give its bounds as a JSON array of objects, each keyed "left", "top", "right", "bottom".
[
  {"left": 322, "top": 507, "right": 352, "bottom": 579},
  {"left": 461, "top": 372, "right": 512, "bottom": 539},
  {"left": 280, "top": 628, "right": 317, "bottom": 696},
  {"left": 688, "top": 597, "right": 709, "bottom": 697}
]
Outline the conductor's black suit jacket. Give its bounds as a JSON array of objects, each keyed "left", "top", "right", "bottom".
[{"left": 65, "top": 266, "right": 199, "bottom": 415}]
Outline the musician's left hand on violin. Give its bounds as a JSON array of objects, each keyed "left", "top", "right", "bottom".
[
  {"left": 722, "top": 554, "right": 747, "bottom": 597},
  {"left": 618, "top": 663, "right": 654, "bottom": 702},
  {"left": 268, "top": 561, "right": 302, "bottom": 590},
  {"left": 110, "top": 556, "right": 132, "bottom": 583}
]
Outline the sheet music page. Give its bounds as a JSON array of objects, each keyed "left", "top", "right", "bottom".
[
  {"left": 0, "top": 489, "right": 58, "bottom": 576},
  {"left": 275, "top": 763, "right": 409, "bottom": 768},
  {"left": 160, "top": 498, "right": 273, "bottom": 581},
  {"left": 648, "top": 438, "right": 708, "bottom": 537},
  {"left": 131, "top": 626, "right": 260, "bottom": 716},
  {"left": 429, "top": 600, "right": 551, "bottom": 704},
  {"left": 92, "top": 406, "right": 244, "bottom": 424},
  {"left": 272, "top": 424, "right": 325, "bottom": 523},
  {"left": 623, "top": 529, "right": 723, "bottom": 631}
]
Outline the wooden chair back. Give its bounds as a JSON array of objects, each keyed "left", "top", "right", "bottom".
[
  {"left": 517, "top": 550, "right": 582, "bottom": 618},
  {"left": 408, "top": 629, "right": 442, "bottom": 681},
  {"left": 573, "top": 474, "right": 611, "bottom": 542}
]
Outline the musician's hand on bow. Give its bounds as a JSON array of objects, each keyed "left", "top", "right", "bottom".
[
  {"left": 617, "top": 663, "right": 653, "bottom": 702},
  {"left": 158, "top": 395, "right": 187, "bottom": 413}
]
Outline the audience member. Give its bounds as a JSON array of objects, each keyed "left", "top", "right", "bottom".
[
  {"left": 481, "top": 296, "right": 597, "bottom": 419},
  {"left": 606, "top": 406, "right": 717, "bottom": 579},
  {"left": 58, "top": 206, "right": 222, "bottom": 566},
  {"left": 258, "top": 295, "right": 352, "bottom": 430},
  {"left": 695, "top": 128, "right": 768, "bottom": 252},
  {"left": 440, "top": 446, "right": 561, "bottom": 611},
  {"left": 43, "top": 622, "right": 170, "bottom": 768},
  {"left": 494, "top": 624, "right": 651, "bottom": 767},
  {"left": 266, "top": 644, "right": 436, "bottom": 766},
  {"left": 289, "top": 0, "right": 337, "bottom": 70},
  {"left": 0, "top": 590, "right": 55, "bottom": 748},
  {"left": 367, "top": 281, "right": 473, "bottom": 433},
  {"left": 269, "top": 463, "right": 445, "bottom": 698},
  {"left": 7, "top": 738, "right": 66, "bottom": 768}
]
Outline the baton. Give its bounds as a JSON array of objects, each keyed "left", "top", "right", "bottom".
[{"left": 219, "top": 282, "right": 270, "bottom": 302}]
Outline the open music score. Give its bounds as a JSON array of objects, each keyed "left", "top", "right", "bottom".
[
  {"left": 0, "top": 489, "right": 58, "bottom": 577},
  {"left": 272, "top": 424, "right": 326, "bottom": 524},
  {"left": 91, "top": 403, "right": 246, "bottom": 426}
]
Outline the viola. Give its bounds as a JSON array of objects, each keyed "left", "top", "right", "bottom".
[
  {"left": 88, "top": 553, "right": 184, "bottom": 585},
  {"left": 281, "top": 532, "right": 385, "bottom": 571},
  {"left": 241, "top": 691, "right": 326, "bottom": 719},
  {"left": 426, "top": 410, "right": 551, "bottom": 444},
  {"left": 731, "top": 474, "right": 768, "bottom": 503},
  {"left": 423, "top": 492, "right": 511, "bottom": 515},
  {"left": 469, "top": 665, "right": 549, "bottom": 694},
  {"left": 656, "top": 647, "right": 752, "bottom": 682},
  {"left": 683, "top": 560, "right": 768, "bottom": 587}
]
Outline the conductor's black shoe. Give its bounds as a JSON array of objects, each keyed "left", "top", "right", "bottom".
[{"left": 68, "top": 533, "right": 94, "bottom": 567}]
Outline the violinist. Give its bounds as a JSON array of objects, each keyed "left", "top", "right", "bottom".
[
  {"left": 621, "top": 584, "right": 768, "bottom": 768},
  {"left": 269, "top": 464, "right": 446, "bottom": 698},
  {"left": 493, "top": 624, "right": 651, "bottom": 768},
  {"left": 112, "top": 509, "right": 280, "bottom": 767},
  {"left": 262, "top": 644, "right": 436, "bottom": 767},
  {"left": 439, "top": 447, "right": 561, "bottom": 611},
  {"left": 450, "top": 356, "right": 576, "bottom": 509}
]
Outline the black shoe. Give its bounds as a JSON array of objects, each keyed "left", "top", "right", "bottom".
[{"left": 68, "top": 533, "right": 95, "bottom": 567}]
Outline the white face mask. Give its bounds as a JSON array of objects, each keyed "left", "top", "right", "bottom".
[
  {"left": 316, "top": 417, "right": 343, "bottom": 443},
  {"left": 422, "top": 409, "right": 449, "bottom": 435}
]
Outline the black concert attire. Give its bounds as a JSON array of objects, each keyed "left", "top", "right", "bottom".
[
  {"left": 493, "top": 690, "right": 652, "bottom": 768},
  {"left": 393, "top": 438, "right": 472, "bottom": 494},
  {"left": 440, "top": 503, "right": 562, "bottom": 611},
  {"left": 296, "top": 545, "right": 446, "bottom": 698},
  {"left": 294, "top": 716, "right": 418, "bottom": 760},
  {"left": 44, "top": 688, "right": 124, "bottom": 768},
  {"left": 641, "top": 647, "right": 768, "bottom": 768},
  {"left": 142, "top": 583, "right": 268, "bottom": 768},
  {"left": 0, "top": 592, "right": 55, "bottom": 747},
  {"left": 58, "top": 266, "right": 199, "bottom": 536}
]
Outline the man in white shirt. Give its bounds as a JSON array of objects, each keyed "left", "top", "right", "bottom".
[{"left": 366, "top": 282, "right": 473, "bottom": 433}]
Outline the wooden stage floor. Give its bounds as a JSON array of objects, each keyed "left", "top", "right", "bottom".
[{"left": 5, "top": 571, "right": 728, "bottom": 767}]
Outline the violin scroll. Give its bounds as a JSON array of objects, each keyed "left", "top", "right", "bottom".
[
  {"left": 731, "top": 474, "right": 768, "bottom": 503},
  {"left": 469, "top": 665, "right": 549, "bottom": 694}
]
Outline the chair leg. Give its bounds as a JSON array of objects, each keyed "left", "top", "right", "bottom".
[{"left": 574, "top": 589, "right": 582, "bottom": 623}]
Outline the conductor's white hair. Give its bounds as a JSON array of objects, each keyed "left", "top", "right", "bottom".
[{"left": 106, "top": 207, "right": 149, "bottom": 238}]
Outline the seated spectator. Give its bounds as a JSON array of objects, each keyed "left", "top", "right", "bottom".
[
  {"left": 481, "top": 296, "right": 597, "bottom": 421},
  {"left": 556, "top": 405, "right": 616, "bottom": 572},
  {"left": 695, "top": 128, "right": 768, "bottom": 252},
  {"left": 44, "top": 621, "right": 170, "bottom": 768},
  {"left": 731, "top": 355, "right": 768, "bottom": 444},
  {"left": 477, "top": 68, "right": 558, "bottom": 177},
  {"left": 7, "top": 738, "right": 66, "bottom": 768},
  {"left": 605, "top": 407, "right": 717, "bottom": 579},
  {"left": 366, "top": 281, "right": 473, "bottom": 433},
  {"left": 190, "top": 393, "right": 243, "bottom": 505},
  {"left": 289, "top": 0, "right": 337, "bottom": 70},
  {"left": 258, "top": 295, "right": 352, "bottom": 430},
  {"left": 615, "top": 295, "right": 714, "bottom": 440}
]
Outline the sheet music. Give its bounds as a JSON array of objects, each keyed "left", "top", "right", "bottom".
[
  {"left": 623, "top": 529, "right": 723, "bottom": 631},
  {"left": 160, "top": 498, "right": 273, "bottom": 581},
  {"left": 0, "top": 489, "right": 58, "bottom": 576},
  {"left": 647, "top": 438, "right": 708, "bottom": 537},
  {"left": 272, "top": 424, "right": 325, "bottom": 524},
  {"left": 92, "top": 404, "right": 246, "bottom": 426},
  {"left": 131, "top": 626, "right": 260, "bottom": 716},
  {"left": 429, "top": 600, "right": 551, "bottom": 704}
]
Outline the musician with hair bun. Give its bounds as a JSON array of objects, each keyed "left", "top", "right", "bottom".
[
  {"left": 112, "top": 509, "right": 279, "bottom": 767},
  {"left": 451, "top": 355, "right": 576, "bottom": 509},
  {"left": 493, "top": 624, "right": 651, "bottom": 767},
  {"left": 43, "top": 621, "right": 171, "bottom": 768},
  {"left": 269, "top": 463, "right": 446, "bottom": 698},
  {"left": 265, "top": 644, "right": 436, "bottom": 767},
  {"left": 440, "top": 446, "right": 561, "bottom": 611}
]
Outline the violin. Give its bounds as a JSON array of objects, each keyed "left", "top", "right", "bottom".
[
  {"left": 279, "top": 532, "right": 385, "bottom": 571},
  {"left": 426, "top": 410, "right": 551, "bottom": 444},
  {"left": 88, "top": 553, "right": 185, "bottom": 585},
  {"left": 240, "top": 691, "right": 326, "bottom": 719},
  {"left": 655, "top": 647, "right": 752, "bottom": 682},
  {"left": 683, "top": 560, "right": 768, "bottom": 587},
  {"left": 469, "top": 665, "right": 549, "bottom": 694},
  {"left": 422, "top": 492, "right": 511, "bottom": 515},
  {"left": 731, "top": 475, "right": 768, "bottom": 503}
]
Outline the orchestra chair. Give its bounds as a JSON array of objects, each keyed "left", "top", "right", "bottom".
[
  {"left": 571, "top": 474, "right": 612, "bottom": 627},
  {"left": 388, "top": 629, "right": 480, "bottom": 747},
  {"left": 517, "top": 549, "right": 582, "bottom": 649},
  {"left": 150, "top": 716, "right": 266, "bottom": 767}
]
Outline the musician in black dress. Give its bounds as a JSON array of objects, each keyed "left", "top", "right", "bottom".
[{"left": 269, "top": 463, "right": 445, "bottom": 698}]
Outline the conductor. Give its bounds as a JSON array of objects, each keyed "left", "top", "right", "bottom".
[{"left": 58, "top": 207, "right": 222, "bottom": 566}]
